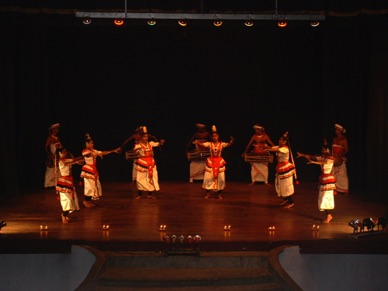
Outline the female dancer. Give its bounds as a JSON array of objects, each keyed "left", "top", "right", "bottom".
[
  {"left": 195, "top": 125, "right": 234, "bottom": 199},
  {"left": 80, "top": 133, "right": 121, "bottom": 208},
  {"left": 297, "top": 140, "right": 336, "bottom": 223},
  {"left": 56, "top": 147, "right": 83, "bottom": 223},
  {"left": 266, "top": 132, "right": 296, "bottom": 208},
  {"left": 133, "top": 126, "right": 165, "bottom": 199}
]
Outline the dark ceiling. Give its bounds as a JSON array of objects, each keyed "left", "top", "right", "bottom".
[{"left": 1, "top": 0, "right": 388, "bottom": 16}]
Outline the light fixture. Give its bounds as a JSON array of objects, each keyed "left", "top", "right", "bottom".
[
  {"left": 82, "top": 18, "right": 92, "bottom": 25},
  {"left": 0, "top": 220, "right": 6, "bottom": 230},
  {"left": 178, "top": 19, "right": 188, "bottom": 27},
  {"left": 377, "top": 216, "right": 387, "bottom": 230},
  {"left": 244, "top": 20, "right": 254, "bottom": 27},
  {"left": 348, "top": 219, "right": 362, "bottom": 233},
  {"left": 213, "top": 20, "right": 223, "bottom": 27},
  {"left": 147, "top": 19, "right": 156, "bottom": 26},
  {"left": 310, "top": 21, "right": 320, "bottom": 27},
  {"left": 114, "top": 19, "right": 124, "bottom": 26},
  {"left": 362, "top": 217, "right": 376, "bottom": 231},
  {"left": 277, "top": 21, "right": 287, "bottom": 28}
]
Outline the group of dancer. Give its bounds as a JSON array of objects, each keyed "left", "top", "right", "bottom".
[
  {"left": 44, "top": 122, "right": 349, "bottom": 224},
  {"left": 44, "top": 124, "right": 165, "bottom": 223},
  {"left": 185, "top": 123, "right": 349, "bottom": 223}
]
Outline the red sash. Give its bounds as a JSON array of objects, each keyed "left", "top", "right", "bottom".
[
  {"left": 136, "top": 157, "right": 156, "bottom": 179},
  {"left": 56, "top": 175, "right": 75, "bottom": 193},
  {"left": 206, "top": 157, "right": 226, "bottom": 179}
]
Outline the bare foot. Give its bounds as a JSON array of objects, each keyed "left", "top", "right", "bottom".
[
  {"left": 249, "top": 182, "right": 255, "bottom": 186},
  {"left": 323, "top": 214, "right": 333, "bottom": 223},
  {"left": 264, "top": 183, "right": 271, "bottom": 187}
]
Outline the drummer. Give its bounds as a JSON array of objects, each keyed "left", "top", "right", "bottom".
[
  {"left": 185, "top": 123, "right": 211, "bottom": 183},
  {"left": 242, "top": 124, "right": 275, "bottom": 186}
]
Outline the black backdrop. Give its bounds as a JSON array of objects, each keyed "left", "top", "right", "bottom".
[{"left": 1, "top": 11, "right": 387, "bottom": 202}]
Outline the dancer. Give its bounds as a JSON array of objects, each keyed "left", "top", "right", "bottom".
[
  {"left": 332, "top": 123, "right": 349, "bottom": 194},
  {"left": 120, "top": 126, "right": 157, "bottom": 184},
  {"left": 242, "top": 124, "right": 275, "bottom": 186},
  {"left": 195, "top": 125, "right": 234, "bottom": 199},
  {"left": 55, "top": 147, "right": 84, "bottom": 223},
  {"left": 297, "top": 139, "right": 336, "bottom": 223},
  {"left": 133, "top": 126, "right": 165, "bottom": 199},
  {"left": 44, "top": 123, "right": 62, "bottom": 189},
  {"left": 186, "top": 123, "right": 211, "bottom": 183},
  {"left": 266, "top": 132, "right": 296, "bottom": 208},
  {"left": 80, "top": 133, "right": 121, "bottom": 208}
]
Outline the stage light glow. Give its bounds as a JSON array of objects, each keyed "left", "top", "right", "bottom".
[
  {"left": 310, "top": 21, "right": 320, "bottom": 27},
  {"left": 213, "top": 20, "right": 223, "bottom": 27},
  {"left": 178, "top": 20, "right": 187, "bottom": 27},
  {"left": 82, "top": 18, "right": 92, "bottom": 25},
  {"left": 147, "top": 20, "right": 156, "bottom": 26},
  {"left": 277, "top": 21, "right": 287, "bottom": 28},
  {"left": 244, "top": 20, "right": 254, "bottom": 27},
  {"left": 114, "top": 19, "right": 124, "bottom": 26}
]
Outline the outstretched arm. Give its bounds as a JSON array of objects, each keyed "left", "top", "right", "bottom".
[
  {"left": 99, "top": 147, "right": 122, "bottom": 157},
  {"left": 228, "top": 136, "right": 235, "bottom": 147},
  {"left": 297, "top": 152, "right": 322, "bottom": 164},
  {"left": 63, "top": 156, "right": 84, "bottom": 166},
  {"left": 120, "top": 133, "right": 136, "bottom": 149}
]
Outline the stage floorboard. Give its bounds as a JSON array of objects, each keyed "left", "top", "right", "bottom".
[{"left": 1, "top": 181, "right": 387, "bottom": 254}]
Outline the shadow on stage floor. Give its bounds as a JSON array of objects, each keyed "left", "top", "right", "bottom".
[{"left": 0, "top": 181, "right": 387, "bottom": 254}]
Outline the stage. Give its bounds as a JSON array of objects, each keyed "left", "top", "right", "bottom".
[{"left": 0, "top": 181, "right": 387, "bottom": 255}]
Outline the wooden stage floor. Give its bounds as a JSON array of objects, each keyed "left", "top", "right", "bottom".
[{"left": 1, "top": 181, "right": 387, "bottom": 254}]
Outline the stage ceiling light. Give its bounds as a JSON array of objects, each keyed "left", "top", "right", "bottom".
[
  {"left": 310, "top": 21, "right": 320, "bottom": 27},
  {"left": 114, "top": 19, "right": 124, "bottom": 26},
  {"left": 213, "top": 20, "right": 223, "bottom": 27},
  {"left": 178, "top": 20, "right": 188, "bottom": 27},
  {"left": 244, "top": 20, "right": 254, "bottom": 27},
  {"left": 82, "top": 18, "right": 92, "bottom": 25},
  {"left": 75, "top": 12, "right": 325, "bottom": 28},
  {"left": 147, "top": 19, "right": 157, "bottom": 26}
]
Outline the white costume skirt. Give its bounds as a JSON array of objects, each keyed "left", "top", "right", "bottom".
[
  {"left": 202, "top": 168, "right": 226, "bottom": 191},
  {"left": 59, "top": 190, "right": 80, "bottom": 212},
  {"left": 275, "top": 174, "right": 294, "bottom": 197},
  {"left": 250, "top": 162, "right": 269, "bottom": 183},
  {"left": 190, "top": 160, "right": 206, "bottom": 181},
  {"left": 83, "top": 178, "right": 102, "bottom": 199},
  {"left": 135, "top": 165, "right": 160, "bottom": 192},
  {"left": 318, "top": 189, "right": 335, "bottom": 210}
]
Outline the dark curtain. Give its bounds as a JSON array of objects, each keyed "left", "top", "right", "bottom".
[{"left": 1, "top": 13, "right": 387, "bottom": 202}]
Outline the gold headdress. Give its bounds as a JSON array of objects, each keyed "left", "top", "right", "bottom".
[{"left": 212, "top": 125, "right": 217, "bottom": 133}]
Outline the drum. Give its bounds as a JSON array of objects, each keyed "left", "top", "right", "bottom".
[
  {"left": 244, "top": 153, "right": 273, "bottom": 163},
  {"left": 187, "top": 150, "right": 211, "bottom": 161},
  {"left": 125, "top": 151, "right": 141, "bottom": 160}
]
